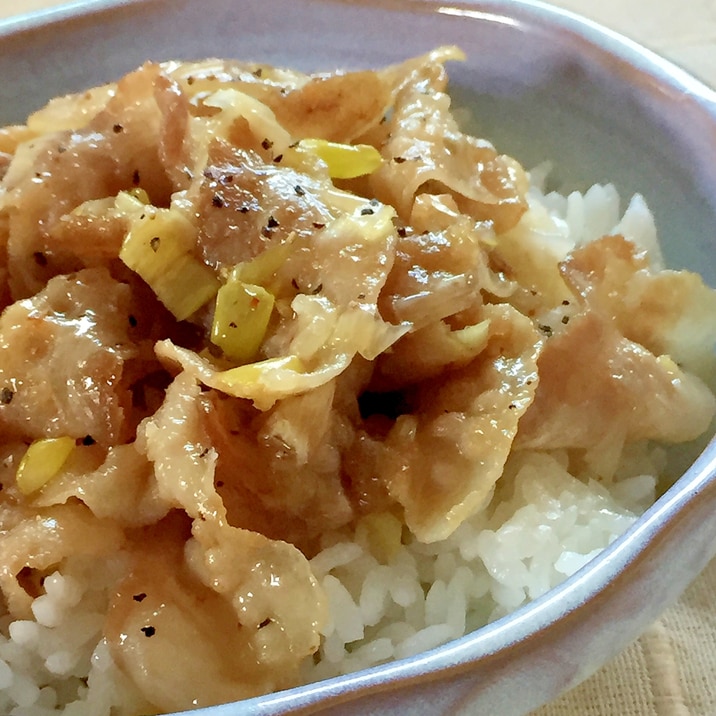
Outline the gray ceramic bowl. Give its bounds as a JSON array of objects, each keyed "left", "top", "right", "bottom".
[{"left": 1, "top": 1, "right": 715, "bottom": 714}]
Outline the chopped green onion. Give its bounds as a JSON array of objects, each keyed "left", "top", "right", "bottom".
[
  {"left": 297, "top": 139, "right": 382, "bottom": 179},
  {"left": 119, "top": 206, "right": 220, "bottom": 321},
  {"left": 16, "top": 437, "right": 75, "bottom": 495},
  {"left": 232, "top": 234, "right": 295, "bottom": 288},
  {"left": 126, "top": 187, "right": 151, "bottom": 204},
  {"left": 217, "top": 354, "right": 304, "bottom": 387},
  {"left": 211, "top": 276, "right": 275, "bottom": 364},
  {"left": 451, "top": 320, "right": 490, "bottom": 350},
  {"left": 357, "top": 512, "right": 403, "bottom": 564}
]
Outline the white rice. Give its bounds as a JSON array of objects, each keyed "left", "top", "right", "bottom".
[
  {"left": 0, "top": 183, "right": 679, "bottom": 713},
  {"left": 0, "top": 556, "right": 148, "bottom": 716},
  {"left": 303, "top": 444, "right": 662, "bottom": 682}
]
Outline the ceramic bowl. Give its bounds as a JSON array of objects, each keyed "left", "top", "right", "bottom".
[{"left": 1, "top": 1, "right": 715, "bottom": 714}]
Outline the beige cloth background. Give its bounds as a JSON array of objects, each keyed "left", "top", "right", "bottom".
[{"left": 2, "top": 1, "right": 715, "bottom": 714}]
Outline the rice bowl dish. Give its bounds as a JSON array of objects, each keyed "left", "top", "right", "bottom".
[{"left": 0, "top": 3, "right": 716, "bottom": 716}]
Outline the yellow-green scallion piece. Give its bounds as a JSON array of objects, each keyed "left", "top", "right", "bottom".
[
  {"left": 16, "top": 436, "right": 75, "bottom": 496},
  {"left": 357, "top": 511, "right": 404, "bottom": 564},
  {"left": 452, "top": 319, "right": 490, "bottom": 350},
  {"left": 211, "top": 276, "right": 275, "bottom": 364},
  {"left": 233, "top": 233, "right": 295, "bottom": 288},
  {"left": 297, "top": 139, "right": 382, "bottom": 179},
  {"left": 126, "top": 186, "right": 151, "bottom": 204},
  {"left": 119, "top": 207, "right": 220, "bottom": 321},
  {"left": 217, "top": 354, "right": 303, "bottom": 386}
]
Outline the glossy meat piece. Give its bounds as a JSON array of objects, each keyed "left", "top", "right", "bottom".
[
  {"left": 517, "top": 236, "right": 716, "bottom": 450},
  {"left": 370, "top": 50, "right": 528, "bottom": 233},
  {"left": 377, "top": 211, "right": 490, "bottom": 329},
  {"left": 33, "top": 443, "right": 169, "bottom": 529},
  {"left": 206, "top": 384, "right": 354, "bottom": 551},
  {"left": 0, "top": 268, "right": 137, "bottom": 445},
  {"left": 0, "top": 502, "right": 123, "bottom": 618},
  {"left": 193, "top": 139, "right": 335, "bottom": 271},
  {"left": 1, "top": 63, "right": 187, "bottom": 299},
  {"left": 379, "top": 304, "right": 542, "bottom": 542},
  {"left": 168, "top": 58, "right": 393, "bottom": 143},
  {"left": 106, "top": 373, "right": 327, "bottom": 712},
  {"left": 562, "top": 234, "right": 716, "bottom": 383}
]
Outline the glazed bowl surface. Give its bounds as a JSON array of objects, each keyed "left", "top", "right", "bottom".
[{"left": 1, "top": 1, "right": 715, "bottom": 714}]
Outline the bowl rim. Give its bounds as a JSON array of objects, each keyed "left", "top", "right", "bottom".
[{"left": 1, "top": 1, "right": 715, "bottom": 714}]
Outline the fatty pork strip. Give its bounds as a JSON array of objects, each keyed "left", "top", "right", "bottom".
[
  {"left": 0, "top": 63, "right": 190, "bottom": 303},
  {"left": 103, "top": 373, "right": 327, "bottom": 712},
  {"left": 515, "top": 235, "right": 716, "bottom": 456}
]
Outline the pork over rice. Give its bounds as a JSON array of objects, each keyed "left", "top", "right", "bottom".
[{"left": 0, "top": 47, "right": 714, "bottom": 715}]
